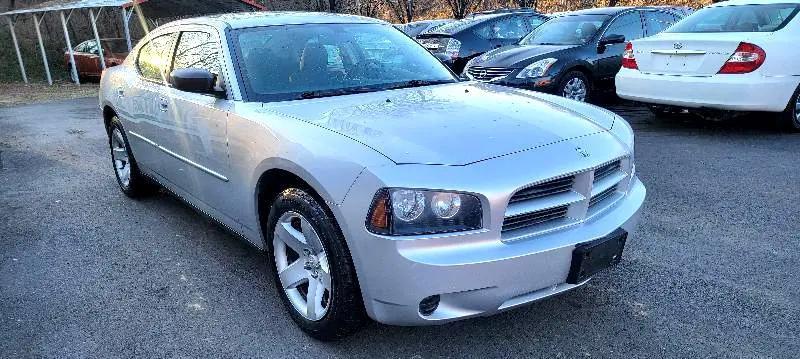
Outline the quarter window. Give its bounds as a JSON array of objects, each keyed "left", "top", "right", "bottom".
[
  {"left": 604, "top": 12, "right": 645, "bottom": 42},
  {"left": 173, "top": 31, "right": 222, "bottom": 76},
  {"left": 137, "top": 33, "right": 178, "bottom": 82}
]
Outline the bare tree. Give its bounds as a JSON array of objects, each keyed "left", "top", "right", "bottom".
[
  {"left": 607, "top": 0, "right": 619, "bottom": 7},
  {"left": 444, "top": 0, "right": 480, "bottom": 19},
  {"left": 513, "top": 0, "right": 537, "bottom": 9},
  {"left": 384, "top": 0, "right": 415, "bottom": 23}
]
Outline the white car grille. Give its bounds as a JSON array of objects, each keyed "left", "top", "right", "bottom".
[
  {"left": 467, "top": 66, "right": 513, "bottom": 82},
  {"left": 501, "top": 157, "right": 633, "bottom": 241}
]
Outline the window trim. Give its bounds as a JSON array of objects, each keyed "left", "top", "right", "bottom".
[
  {"left": 641, "top": 9, "right": 683, "bottom": 36},
  {"left": 135, "top": 31, "right": 179, "bottom": 85},
  {"left": 596, "top": 9, "right": 646, "bottom": 45}
]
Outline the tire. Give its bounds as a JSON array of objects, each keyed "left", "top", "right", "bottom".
[
  {"left": 558, "top": 71, "right": 591, "bottom": 103},
  {"left": 265, "top": 188, "right": 366, "bottom": 341},
  {"left": 780, "top": 85, "right": 800, "bottom": 132},
  {"left": 108, "top": 117, "right": 154, "bottom": 198}
]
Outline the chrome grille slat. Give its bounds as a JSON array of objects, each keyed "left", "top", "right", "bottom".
[
  {"left": 502, "top": 205, "right": 569, "bottom": 232},
  {"left": 589, "top": 187, "right": 616, "bottom": 208},
  {"left": 594, "top": 160, "right": 621, "bottom": 183},
  {"left": 467, "top": 66, "right": 514, "bottom": 81},
  {"left": 509, "top": 176, "right": 574, "bottom": 204}
]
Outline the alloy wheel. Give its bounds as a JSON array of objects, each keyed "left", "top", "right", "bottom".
[
  {"left": 794, "top": 94, "right": 800, "bottom": 125},
  {"left": 563, "top": 77, "right": 587, "bottom": 102},
  {"left": 111, "top": 128, "right": 131, "bottom": 188},
  {"left": 273, "top": 211, "right": 332, "bottom": 321}
]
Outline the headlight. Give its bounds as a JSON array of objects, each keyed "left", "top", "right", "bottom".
[
  {"left": 367, "top": 188, "right": 482, "bottom": 236},
  {"left": 609, "top": 116, "right": 635, "bottom": 170},
  {"left": 516, "top": 58, "right": 557, "bottom": 79}
]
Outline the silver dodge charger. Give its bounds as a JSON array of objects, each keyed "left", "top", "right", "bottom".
[{"left": 99, "top": 12, "right": 646, "bottom": 340}]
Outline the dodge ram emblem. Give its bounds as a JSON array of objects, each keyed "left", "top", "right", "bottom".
[
  {"left": 575, "top": 147, "right": 591, "bottom": 158},
  {"left": 673, "top": 42, "right": 683, "bottom": 50}
]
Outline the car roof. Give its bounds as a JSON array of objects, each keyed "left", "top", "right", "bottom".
[
  {"left": 554, "top": 5, "right": 688, "bottom": 17},
  {"left": 164, "top": 11, "right": 385, "bottom": 30}
]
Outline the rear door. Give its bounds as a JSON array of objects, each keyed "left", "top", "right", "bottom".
[
  {"left": 162, "top": 28, "right": 232, "bottom": 208},
  {"left": 597, "top": 11, "right": 645, "bottom": 82}
]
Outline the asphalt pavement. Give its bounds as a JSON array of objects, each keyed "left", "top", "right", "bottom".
[{"left": 1, "top": 97, "right": 798, "bottom": 358}]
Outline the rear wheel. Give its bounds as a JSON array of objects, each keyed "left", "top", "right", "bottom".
[
  {"left": 780, "top": 86, "right": 800, "bottom": 132},
  {"left": 558, "top": 71, "right": 591, "bottom": 103},
  {"left": 266, "top": 188, "right": 366, "bottom": 340}
]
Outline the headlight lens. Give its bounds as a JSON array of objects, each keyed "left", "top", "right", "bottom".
[
  {"left": 367, "top": 188, "right": 482, "bottom": 236},
  {"left": 516, "top": 58, "right": 557, "bottom": 79}
]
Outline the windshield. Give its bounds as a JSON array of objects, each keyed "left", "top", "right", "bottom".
[
  {"left": 232, "top": 24, "right": 457, "bottom": 102},
  {"left": 668, "top": 4, "right": 800, "bottom": 33},
  {"left": 520, "top": 15, "right": 609, "bottom": 45}
]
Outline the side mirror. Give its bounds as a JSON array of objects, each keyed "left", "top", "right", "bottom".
[
  {"left": 598, "top": 34, "right": 626, "bottom": 53},
  {"left": 169, "top": 68, "right": 224, "bottom": 97}
]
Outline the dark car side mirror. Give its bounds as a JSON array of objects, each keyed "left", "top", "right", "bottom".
[
  {"left": 598, "top": 34, "right": 626, "bottom": 53},
  {"left": 169, "top": 68, "right": 225, "bottom": 97}
]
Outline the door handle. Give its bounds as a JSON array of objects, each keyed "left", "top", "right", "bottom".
[{"left": 158, "top": 96, "right": 168, "bottom": 112}]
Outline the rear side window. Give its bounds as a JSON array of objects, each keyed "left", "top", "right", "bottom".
[
  {"left": 473, "top": 16, "right": 529, "bottom": 40},
  {"left": 137, "top": 32, "right": 178, "bottom": 82},
  {"left": 668, "top": 4, "right": 800, "bottom": 33},
  {"left": 644, "top": 11, "right": 680, "bottom": 35},
  {"left": 173, "top": 31, "right": 222, "bottom": 76},
  {"left": 604, "top": 11, "right": 645, "bottom": 42}
]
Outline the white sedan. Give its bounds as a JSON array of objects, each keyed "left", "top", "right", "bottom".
[{"left": 615, "top": 0, "right": 800, "bottom": 130}]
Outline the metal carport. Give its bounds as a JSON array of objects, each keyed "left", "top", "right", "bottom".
[{"left": 0, "top": 0, "right": 266, "bottom": 85}]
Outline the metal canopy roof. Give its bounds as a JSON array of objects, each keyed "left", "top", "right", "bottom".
[{"left": 0, "top": 0, "right": 265, "bottom": 17}]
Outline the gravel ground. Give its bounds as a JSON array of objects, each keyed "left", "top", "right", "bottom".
[{"left": 1, "top": 98, "right": 798, "bottom": 358}]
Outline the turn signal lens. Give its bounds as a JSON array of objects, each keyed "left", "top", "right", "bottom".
[
  {"left": 718, "top": 42, "right": 766, "bottom": 74},
  {"left": 621, "top": 42, "right": 638, "bottom": 70}
]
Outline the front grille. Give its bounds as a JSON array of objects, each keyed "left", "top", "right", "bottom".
[
  {"left": 501, "top": 157, "right": 631, "bottom": 239},
  {"left": 508, "top": 176, "right": 574, "bottom": 204},
  {"left": 467, "top": 66, "right": 514, "bottom": 81},
  {"left": 594, "top": 160, "right": 621, "bottom": 183},
  {"left": 502, "top": 205, "right": 569, "bottom": 232},
  {"left": 589, "top": 187, "right": 616, "bottom": 208}
]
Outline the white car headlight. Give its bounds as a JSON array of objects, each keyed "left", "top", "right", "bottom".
[
  {"left": 610, "top": 116, "right": 635, "bottom": 166},
  {"left": 516, "top": 58, "right": 557, "bottom": 79},
  {"left": 367, "top": 188, "right": 482, "bottom": 236}
]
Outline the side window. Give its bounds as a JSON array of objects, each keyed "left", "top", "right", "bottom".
[
  {"left": 86, "top": 40, "right": 100, "bottom": 55},
  {"left": 137, "top": 33, "right": 178, "bottom": 82},
  {"left": 74, "top": 41, "right": 88, "bottom": 53},
  {"left": 645, "top": 11, "right": 679, "bottom": 36},
  {"left": 173, "top": 31, "right": 222, "bottom": 76},
  {"left": 474, "top": 16, "right": 529, "bottom": 40},
  {"left": 604, "top": 12, "right": 645, "bottom": 42}
]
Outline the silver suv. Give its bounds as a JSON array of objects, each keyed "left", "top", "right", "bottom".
[{"left": 99, "top": 12, "right": 645, "bottom": 340}]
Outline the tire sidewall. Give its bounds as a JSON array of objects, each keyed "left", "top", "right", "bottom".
[
  {"left": 558, "top": 71, "right": 591, "bottom": 103},
  {"left": 785, "top": 85, "right": 800, "bottom": 131},
  {"left": 265, "top": 188, "right": 365, "bottom": 340},
  {"left": 108, "top": 118, "right": 148, "bottom": 197}
]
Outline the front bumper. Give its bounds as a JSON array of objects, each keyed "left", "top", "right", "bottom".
[
  {"left": 338, "top": 133, "right": 644, "bottom": 325},
  {"left": 615, "top": 68, "right": 800, "bottom": 112}
]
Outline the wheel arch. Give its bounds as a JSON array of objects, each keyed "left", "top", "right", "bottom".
[{"left": 102, "top": 105, "right": 117, "bottom": 135}]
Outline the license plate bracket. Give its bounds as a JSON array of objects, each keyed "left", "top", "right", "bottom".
[{"left": 566, "top": 228, "right": 628, "bottom": 284}]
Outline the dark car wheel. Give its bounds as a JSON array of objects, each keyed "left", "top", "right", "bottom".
[
  {"left": 558, "top": 71, "right": 591, "bottom": 103},
  {"left": 266, "top": 188, "right": 366, "bottom": 341},
  {"left": 780, "top": 85, "right": 800, "bottom": 132},
  {"left": 108, "top": 117, "right": 154, "bottom": 198}
]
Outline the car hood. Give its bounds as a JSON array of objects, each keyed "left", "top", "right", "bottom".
[
  {"left": 472, "top": 44, "right": 579, "bottom": 68},
  {"left": 262, "top": 82, "right": 615, "bottom": 166}
]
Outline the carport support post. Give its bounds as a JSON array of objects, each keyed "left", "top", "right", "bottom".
[
  {"left": 60, "top": 10, "right": 80, "bottom": 85},
  {"left": 89, "top": 8, "right": 106, "bottom": 71},
  {"left": 33, "top": 14, "right": 53, "bottom": 85},
  {"left": 122, "top": 7, "right": 133, "bottom": 51},
  {"left": 7, "top": 16, "right": 28, "bottom": 84}
]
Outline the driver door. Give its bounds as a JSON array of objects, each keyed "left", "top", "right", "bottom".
[{"left": 596, "top": 11, "right": 645, "bottom": 86}]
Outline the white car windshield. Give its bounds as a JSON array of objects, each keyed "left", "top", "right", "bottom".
[
  {"left": 231, "top": 23, "right": 458, "bottom": 102},
  {"left": 668, "top": 4, "right": 800, "bottom": 33},
  {"left": 519, "top": 15, "right": 609, "bottom": 46}
]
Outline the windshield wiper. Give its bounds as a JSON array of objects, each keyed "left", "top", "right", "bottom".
[
  {"left": 299, "top": 87, "right": 377, "bottom": 100},
  {"left": 385, "top": 79, "right": 454, "bottom": 91}
]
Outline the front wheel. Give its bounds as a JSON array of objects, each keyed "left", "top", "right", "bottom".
[
  {"left": 266, "top": 188, "right": 366, "bottom": 340},
  {"left": 558, "top": 71, "right": 591, "bottom": 103},
  {"left": 780, "top": 86, "right": 800, "bottom": 132},
  {"left": 108, "top": 118, "right": 154, "bottom": 198}
]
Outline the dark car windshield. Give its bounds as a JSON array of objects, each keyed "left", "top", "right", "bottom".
[
  {"left": 667, "top": 4, "right": 799, "bottom": 33},
  {"left": 231, "top": 23, "right": 458, "bottom": 102},
  {"left": 520, "top": 15, "right": 609, "bottom": 45}
]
